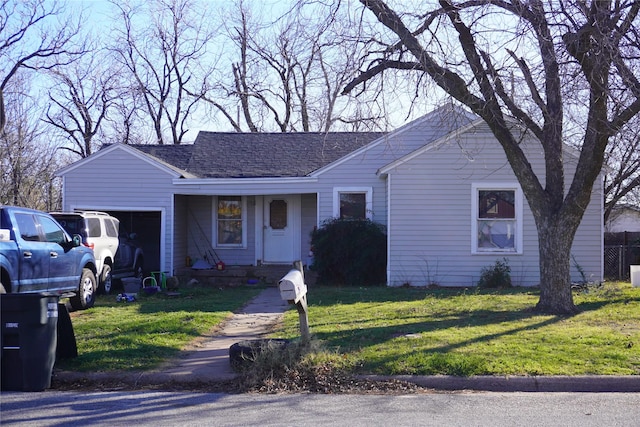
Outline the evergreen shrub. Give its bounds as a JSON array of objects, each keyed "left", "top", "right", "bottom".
[
  {"left": 311, "top": 218, "right": 386, "bottom": 286},
  {"left": 477, "top": 258, "right": 512, "bottom": 288}
]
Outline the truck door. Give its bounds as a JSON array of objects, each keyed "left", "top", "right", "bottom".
[
  {"left": 36, "top": 214, "right": 78, "bottom": 292},
  {"left": 12, "top": 212, "right": 49, "bottom": 292}
]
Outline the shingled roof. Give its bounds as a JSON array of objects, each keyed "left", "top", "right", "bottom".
[
  {"left": 131, "top": 144, "right": 195, "bottom": 172},
  {"left": 132, "top": 131, "right": 386, "bottom": 178}
]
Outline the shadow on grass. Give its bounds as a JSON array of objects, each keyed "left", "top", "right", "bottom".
[
  {"left": 308, "top": 285, "right": 540, "bottom": 306},
  {"left": 311, "top": 307, "right": 559, "bottom": 351},
  {"left": 307, "top": 284, "right": 640, "bottom": 375},
  {"left": 56, "top": 341, "right": 180, "bottom": 372},
  {"left": 112, "top": 285, "right": 265, "bottom": 315},
  {"left": 64, "top": 286, "right": 265, "bottom": 372}
]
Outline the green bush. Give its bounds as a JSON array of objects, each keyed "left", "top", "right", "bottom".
[
  {"left": 477, "top": 257, "right": 512, "bottom": 288},
  {"left": 311, "top": 218, "right": 386, "bottom": 286}
]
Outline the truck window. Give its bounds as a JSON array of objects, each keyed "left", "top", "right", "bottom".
[
  {"left": 14, "top": 213, "right": 40, "bottom": 242},
  {"left": 38, "top": 215, "right": 67, "bottom": 245}
]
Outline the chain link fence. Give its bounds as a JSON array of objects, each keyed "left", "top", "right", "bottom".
[{"left": 604, "top": 234, "right": 640, "bottom": 280}]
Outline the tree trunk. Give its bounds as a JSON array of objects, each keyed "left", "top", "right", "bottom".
[
  {"left": 0, "top": 90, "right": 5, "bottom": 135},
  {"left": 535, "top": 218, "right": 578, "bottom": 314}
]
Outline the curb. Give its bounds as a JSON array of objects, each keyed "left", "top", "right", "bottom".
[
  {"left": 363, "top": 375, "right": 640, "bottom": 393},
  {"left": 52, "top": 370, "right": 640, "bottom": 393}
]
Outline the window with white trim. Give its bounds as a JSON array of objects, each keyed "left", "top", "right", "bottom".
[
  {"left": 215, "top": 196, "right": 246, "bottom": 246},
  {"left": 472, "top": 184, "right": 522, "bottom": 254},
  {"left": 333, "top": 187, "right": 372, "bottom": 220}
]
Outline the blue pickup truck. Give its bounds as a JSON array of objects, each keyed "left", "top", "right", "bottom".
[{"left": 0, "top": 206, "right": 98, "bottom": 310}]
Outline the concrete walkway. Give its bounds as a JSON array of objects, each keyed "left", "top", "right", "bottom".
[
  {"left": 53, "top": 286, "right": 289, "bottom": 387},
  {"left": 149, "top": 286, "right": 289, "bottom": 382}
]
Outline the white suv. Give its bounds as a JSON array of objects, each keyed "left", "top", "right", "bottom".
[{"left": 50, "top": 211, "right": 119, "bottom": 294}]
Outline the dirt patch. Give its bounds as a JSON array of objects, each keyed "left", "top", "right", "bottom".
[{"left": 51, "top": 368, "right": 432, "bottom": 395}]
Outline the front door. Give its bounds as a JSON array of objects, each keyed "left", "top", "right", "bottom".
[{"left": 263, "top": 195, "right": 300, "bottom": 263}]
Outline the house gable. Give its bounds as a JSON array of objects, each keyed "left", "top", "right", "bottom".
[
  {"left": 308, "top": 105, "right": 481, "bottom": 225},
  {"left": 56, "top": 143, "right": 189, "bottom": 179},
  {"left": 312, "top": 104, "right": 478, "bottom": 178},
  {"left": 606, "top": 205, "right": 640, "bottom": 232}
]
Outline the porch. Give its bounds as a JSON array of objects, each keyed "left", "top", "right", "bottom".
[
  {"left": 174, "top": 264, "right": 317, "bottom": 287},
  {"left": 174, "top": 194, "right": 318, "bottom": 279}
]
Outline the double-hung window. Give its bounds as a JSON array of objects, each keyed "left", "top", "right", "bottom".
[
  {"left": 215, "top": 196, "right": 246, "bottom": 246},
  {"left": 472, "top": 183, "right": 522, "bottom": 254},
  {"left": 333, "top": 187, "right": 372, "bottom": 220}
]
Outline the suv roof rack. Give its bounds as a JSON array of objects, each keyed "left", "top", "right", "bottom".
[{"left": 49, "top": 210, "right": 111, "bottom": 216}]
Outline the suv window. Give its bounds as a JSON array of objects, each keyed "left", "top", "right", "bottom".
[
  {"left": 87, "top": 218, "right": 102, "bottom": 238},
  {"left": 56, "top": 216, "right": 86, "bottom": 239},
  {"left": 104, "top": 218, "right": 119, "bottom": 238}
]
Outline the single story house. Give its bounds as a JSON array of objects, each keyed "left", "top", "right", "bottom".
[
  {"left": 606, "top": 204, "right": 640, "bottom": 233},
  {"left": 56, "top": 105, "right": 604, "bottom": 287}
]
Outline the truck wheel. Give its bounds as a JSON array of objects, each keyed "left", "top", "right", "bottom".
[
  {"left": 70, "top": 268, "right": 97, "bottom": 311},
  {"left": 99, "top": 265, "right": 113, "bottom": 295},
  {"left": 0, "top": 272, "right": 8, "bottom": 293}
]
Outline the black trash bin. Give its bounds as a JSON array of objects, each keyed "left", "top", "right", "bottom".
[{"left": 1, "top": 293, "right": 59, "bottom": 391}]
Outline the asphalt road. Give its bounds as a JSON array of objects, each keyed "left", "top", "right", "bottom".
[{"left": 1, "top": 390, "right": 639, "bottom": 426}]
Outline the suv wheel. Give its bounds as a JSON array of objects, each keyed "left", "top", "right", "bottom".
[
  {"left": 70, "top": 268, "right": 97, "bottom": 311},
  {"left": 100, "top": 264, "right": 113, "bottom": 294}
]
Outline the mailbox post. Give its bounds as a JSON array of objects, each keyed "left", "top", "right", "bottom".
[{"left": 278, "top": 260, "right": 309, "bottom": 343}]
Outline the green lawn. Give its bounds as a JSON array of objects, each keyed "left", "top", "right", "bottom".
[
  {"left": 277, "top": 282, "right": 640, "bottom": 376},
  {"left": 58, "top": 281, "right": 640, "bottom": 377},
  {"left": 56, "top": 286, "right": 264, "bottom": 372}
]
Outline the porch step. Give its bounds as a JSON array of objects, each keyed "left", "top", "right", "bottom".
[{"left": 175, "top": 265, "right": 316, "bottom": 287}]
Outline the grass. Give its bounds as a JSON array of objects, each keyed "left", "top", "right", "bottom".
[
  {"left": 56, "top": 281, "right": 640, "bottom": 377},
  {"left": 56, "top": 285, "right": 264, "bottom": 372},
  {"left": 276, "top": 282, "right": 640, "bottom": 376}
]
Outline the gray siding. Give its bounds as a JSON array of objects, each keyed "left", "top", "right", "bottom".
[
  {"left": 314, "top": 107, "right": 477, "bottom": 226},
  {"left": 300, "top": 193, "right": 317, "bottom": 265},
  {"left": 184, "top": 195, "right": 213, "bottom": 265},
  {"left": 184, "top": 195, "right": 257, "bottom": 266},
  {"left": 385, "top": 123, "right": 603, "bottom": 287},
  {"left": 61, "top": 147, "right": 176, "bottom": 275},
  {"left": 174, "top": 195, "right": 188, "bottom": 271}
]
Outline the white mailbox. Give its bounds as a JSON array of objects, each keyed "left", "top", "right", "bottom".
[{"left": 278, "top": 269, "right": 307, "bottom": 304}]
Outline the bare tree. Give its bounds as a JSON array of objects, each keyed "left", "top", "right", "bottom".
[
  {"left": 0, "top": 75, "right": 61, "bottom": 210},
  {"left": 110, "top": 0, "right": 217, "bottom": 144},
  {"left": 105, "top": 83, "right": 150, "bottom": 146},
  {"left": 0, "top": 0, "right": 85, "bottom": 134},
  {"left": 210, "top": 1, "right": 383, "bottom": 132},
  {"left": 604, "top": 119, "right": 640, "bottom": 222},
  {"left": 43, "top": 51, "right": 118, "bottom": 158},
  {"left": 344, "top": 1, "right": 640, "bottom": 314}
]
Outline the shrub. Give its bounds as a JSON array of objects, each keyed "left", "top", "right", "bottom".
[
  {"left": 477, "top": 258, "right": 512, "bottom": 288},
  {"left": 311, "top": 218, "right": 386, "bottom": 286}
]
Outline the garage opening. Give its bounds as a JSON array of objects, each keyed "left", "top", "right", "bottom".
[{"left": 107, "top": 211, "right": 161, "bottom": 274}]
